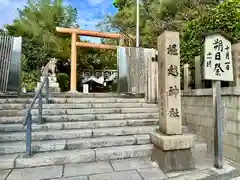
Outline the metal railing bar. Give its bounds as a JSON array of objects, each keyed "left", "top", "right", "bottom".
[
  {"left": 22, "top": 71, "right": 50, "bottom": 157},
  {"left": 22, "top": 73, "right": 49, "bottom": 126}
]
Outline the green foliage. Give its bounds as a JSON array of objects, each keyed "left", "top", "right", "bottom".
[
  {"left": 57, "top": 73, "right": 69, "bottom": 92},
  {"left": 113, "top": 0, "right": 127, "bottom": 9},
  {"left": 21, "top": 71, "right": 39, "bottom": 91},
  {"left": 181, "top": 0, "right": 240, "bottom": 77}
]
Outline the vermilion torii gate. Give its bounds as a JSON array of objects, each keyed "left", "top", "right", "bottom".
[{"left": 56, "top": 27, "right": 123, "bottom": 93}]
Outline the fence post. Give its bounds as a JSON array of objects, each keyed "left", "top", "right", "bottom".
[
  {"left": 38, "top": 91, "right": 43, "bottom": 124},
  {"left": 184, "top": 64, "right": 190, "bottom": 91},
  {"left": 26, "top": 113, "right": 32, "bottom": 157}
]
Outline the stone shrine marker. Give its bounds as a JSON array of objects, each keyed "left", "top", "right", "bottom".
[
  {"left": 158, "top": 31, "right": 181, "bottom": 135},
  {"left": 151, "top": 31, "right": 194, "bottom": 173}
]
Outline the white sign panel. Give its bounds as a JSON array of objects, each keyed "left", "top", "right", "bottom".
[
  {"left": 83, "top": 84, "right": 89, "bottom": 94},
  {"left": 204, "top": 33, "right": 233, "bottom": 81}
]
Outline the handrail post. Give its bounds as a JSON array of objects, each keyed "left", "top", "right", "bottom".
[
  {"left": 38, "top": 90, "right": 43, "bottom": 124},
  {"left": 26, "top": 113, "right": 32, "bottom": 157},
  {"left": 45, "top": 72, "right": 49, "bottom": 103}
]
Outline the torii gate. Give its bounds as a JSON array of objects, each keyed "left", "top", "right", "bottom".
[{"left": 56, "top": 27, "right": 123, "bottom": 93}]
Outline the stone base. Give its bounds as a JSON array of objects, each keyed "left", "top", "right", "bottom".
[
  {"left": 151, "top": 145, "right": 195, "bottom": 173},
  {"left": 150, "top": 132, "right": 195, "bottom": 173},
  {"left": 65, "top": 90, "right": 81, "bottom": 97}
]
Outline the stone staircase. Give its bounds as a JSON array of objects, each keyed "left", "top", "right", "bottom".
[{"left": 0, "top": 94, "right": 207, "bottom": 170}]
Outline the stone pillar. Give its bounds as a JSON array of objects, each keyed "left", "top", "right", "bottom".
[
  {"left": 230, "top": 42, "right": 240, "bottom": 87},
  {"left": 184, "top": 64, "right": 190, "bottom": 91},
  {"left": 150, "top": 31, "right": 195, "bottom": 173},
  {"left": 158, "top": 31, "right": 182, "bottom": 135},
  {"left": 70, "top": 32, "right": 77, "bottom": 92},
  {"left": 195, "top": 56, "right": 203, "bottom": 89},
  {"left": 145, "top": 48, "right": 158, "bottom": 103}
]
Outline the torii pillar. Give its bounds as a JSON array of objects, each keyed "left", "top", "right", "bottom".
[
  {"left": 71, "top": 32, "right": 77, "bottom": 92},
  {"left": 56, "top": 27, "right": 122, "bottom": 93}
]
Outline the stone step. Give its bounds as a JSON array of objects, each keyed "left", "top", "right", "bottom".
[
  {"left": 0, "top": 126, "right": 157, "bottom": 142},
  {"left": 50, "top": 92, "right": 145, "bottom": 98},
  {"left": 0, "top": 113, "right": 159, "bottom": 124},
  {"left": 0, "top": 102, "right": 157, "bottom": 110},
  {"left": 0, "top": 92, "right": 144, "bottom": 98},
  {"left": 0, "top": 119, "right": 158, "bottom": 132},
  {"left": 0, "top": 107, "right": 159, "bottom": 117},
  {"left": 0, "top": 144, "right": 153, "bottom": 169},
  {"left": 0, "top": 134, "right": 150, "bottom": 154},
  {"left": 0, "top": 97, "right": 147, "bottom": 104}
]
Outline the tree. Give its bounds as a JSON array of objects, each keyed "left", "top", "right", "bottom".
[
  {"left": 181, "top": 0, "right": 240, "bottom": 78},
  {"left": 5, "top": 0, "right": 78, "bottom": 70},
  {"left": 4, "top": 0, "right": 79, "bottom": 90},
  {"left": 104, "top": 0, "right": 217, "bottom": 47}
]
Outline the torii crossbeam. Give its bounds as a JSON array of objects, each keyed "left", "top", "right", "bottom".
[{"left": 56, "top": 27, "right": 123, "bottom": 93}]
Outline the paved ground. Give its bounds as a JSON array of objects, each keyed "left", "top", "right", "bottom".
[{"left": 1, "top": 157, "right": 238, "bottom": 180}]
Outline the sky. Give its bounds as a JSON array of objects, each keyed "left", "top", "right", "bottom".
[{"left": 0, "top": 0, "right": 117, "bottom": 42}]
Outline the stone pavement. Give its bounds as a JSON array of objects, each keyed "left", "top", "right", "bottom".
[{"left": 1, "top": 157, "right": 240, "bottom": 180}]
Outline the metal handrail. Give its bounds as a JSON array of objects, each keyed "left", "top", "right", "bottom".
[{"left": 22, "top": 73, "right": 50, "bottom": 157}]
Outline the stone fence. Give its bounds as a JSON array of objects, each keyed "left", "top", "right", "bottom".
[{"left": 181, "top": 87, "right": 240, "bottom": 163}]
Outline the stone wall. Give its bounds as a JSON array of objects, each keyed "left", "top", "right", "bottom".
[{"left": 182, "top": 87, "right": 240, "bottom": 163}]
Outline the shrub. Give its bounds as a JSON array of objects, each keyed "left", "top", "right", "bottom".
[
  {"left": 21, "top": 71, "right": 39, "bottom": 92},
  {"left": 57, "top": 73, "right": 69, "bottom": 92}
]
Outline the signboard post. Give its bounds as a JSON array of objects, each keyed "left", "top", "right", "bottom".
[{"left": 203, "top": 31, "right": 234, "bottom": 169}]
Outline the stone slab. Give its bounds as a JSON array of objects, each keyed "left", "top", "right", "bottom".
[
  {"left": 120, "top": 107, "right": 158, "bottom": 113},
  {"left": 6, "top": 165, "right": 62, "bottom": 180},
  {"left": 64, "top": 161, "right": 113, "bottom": 177},
  {"left": 150, "top": 132, "right": 194, "bottom": 151},
  {"left": 0, "top": 129, "right": 92, "bottom": 142},
  {"left": 167, "top": 169, "right": 215, "bottom": 180},
  {"left": 0, "top": 154, "right": 19, "bottom": 170},
  {"left": 92, "top": 103, "right": 143, "bottom": 108},
  {"left": 0, "top": 169, "right": 11, "bottom": 180},
  {"left": 166, "top": 170, "right": 197, "bottom": 178},
  {"left": 1, "top": 140, "right": 67, "bottom": 154},
  {"left": 66, "top": 136, "right": 135, "bottom": 150},
  {"left": 137, "top": 167, "right": 167, "bottom": 180},
  {"left": 134, "top": 134, "right": 151, "bottom": 144},
  {"left": 0, "top": 104, "right": 25, "bottom": 110},
  {"left": 15, "top": 149, "right": 95, "bottom": 168},
  {"left": 110, "top": 158, "right": 155, "bottom": 171},
  {"left": 95, "top": 113, "right": 159, "bottom": 120},
  {"left": 95, "top": 144, "right": 153, "bottom": 161},
  {"left": 93, "top": 126, "right": 156, "bottom": 137},
  {"left": 44, "top": 115, "right": 95, "bottom": 122},
  {"left": 151, "top": 145, "right": 195, "bottom": 173},
  {"left": 127, "top": 119, "right": 158, "bottom": 126},
  {"left": 89, "top": 170, "right": 142, "bottom": 180},
  {"left": 66, "top": 108, "right": 121, "bottom": 115},
  {"left": 50, "top": 177, "right": 88, "bottom": 180}
]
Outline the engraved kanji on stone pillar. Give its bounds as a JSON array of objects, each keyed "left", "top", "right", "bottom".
[{"left": 158, "top": 31, "right": 182, "bottom": 135}]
